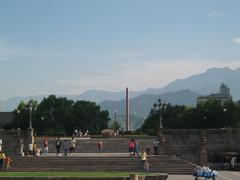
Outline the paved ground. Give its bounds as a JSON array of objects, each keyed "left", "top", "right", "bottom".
[
  {"left": 168, "top": 171, "right": 240, "bottom": 180},
  {"left": 43, "top": 152, "right": 130, "bottom": 157}
]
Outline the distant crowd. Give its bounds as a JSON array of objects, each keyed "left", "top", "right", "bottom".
[{"left": 0, "top": 134, "right": 162, "bottom": 172}]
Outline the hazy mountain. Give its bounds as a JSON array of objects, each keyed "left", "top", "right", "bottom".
[
  {"left": 1, "top": 67, "right": 240, "bottom": 112},
  {"left": 101, "top": 89, "right": 200, "bottom": 129},
  {"left": 162, "top": 67, "right": 240, "bottom": 100},
  {"left": 0, "top": 88, "right": 162, "bottom": 112},
  {"left": 71, "top": 88, "right": 162, "bottom": 103}
]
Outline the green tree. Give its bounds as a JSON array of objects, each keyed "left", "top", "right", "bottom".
[
  {"left": 139, "top": 99, "right": 240, "bottom": 135},
  {"left": 5, "top": 95, "right": 110, "bottom": 135}
]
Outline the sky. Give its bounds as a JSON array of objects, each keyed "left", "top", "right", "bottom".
[{"left": 0, "top": 0, "right": 240, "bottom": 100}]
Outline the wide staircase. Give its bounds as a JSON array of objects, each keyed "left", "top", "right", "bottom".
[
  {"left": 34, "top": 137, "right": 155, "bottom": 153},
  {"left": 9, "top": 137, "right": 196, "bottom": 174},
  {"left": 10, "top": 155, "right": 195, "bottom": 174}
]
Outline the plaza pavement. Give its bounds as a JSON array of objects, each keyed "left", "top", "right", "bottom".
[
  {"left": 43, "top": 152, "right": 129, "bottom": 157},
  {"left": 168, "top": 171, "right": 240, "bottom": 180}
]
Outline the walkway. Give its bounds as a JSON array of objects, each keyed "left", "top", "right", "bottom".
[{"left": 168, "top": 171, "right": 240, "bottom": 180}]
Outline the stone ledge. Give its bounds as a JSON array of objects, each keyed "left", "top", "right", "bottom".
[{"left": 0, "top": 174, "right": 168, "bottom": 180}]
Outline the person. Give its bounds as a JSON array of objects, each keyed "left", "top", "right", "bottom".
[
  {"left": 4, "top": 155, "right": 12, "bottom": 170},
  {"left": 63, "top": 139, "right": 69, "bottom": 156},
  {"left": 69, "top": 137, "right": 76, "bottom": 155},
  {"left": 0, "top": 139, "right": 2, "bottom": 152},
  {"left": 78, "top": 129, "right": 82, "bottom": 137},
  {"left": 97, "top": 141, "right": 103, "bottom": 153},
  {"left": 153, "top": 138, "right": 160, "bottom": 156},
  {"left": 28, "top": 143, "right": 34, "bottom": 156},
  {"left": 43, "top": 138, "right": 48, "bottom": 155},
  {"left": 231, "top": 156, "right": 236, "bottom": 169},
  {"left": 134, "top": 140, "right": 140, "bottom": 156},
  {"left": 0, "top": 151, "right": 6, "bottom": 169},
  {"left": 55, "top": 137, "right": 62, "bottom": 156},
  {"left": 146, "top": 147, "right": 151, "bottom": 155},
  {"left": 73, "top": 129, "right": 78, "bottom": 137},
  {"left": 35, "top": 147, "right": 41, "bottom": 157},
  {"left": 33, "top": 143, "right": 37, "bottom": 155},
  {"left": 120, "top": 128, "right": 124, "bottom": 136},
  {"left": 140, "top": 149, "right": 147, "bottom": 171},
  {"left": 128, "top": 140, "right": 135, "bottom": 156},
  {"left": 144, "top": 160, "right": 150, "bottom": 172}
]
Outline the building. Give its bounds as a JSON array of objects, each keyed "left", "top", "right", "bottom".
[{"left": 197, "top": 83, "right": 232, "bottom": 104}]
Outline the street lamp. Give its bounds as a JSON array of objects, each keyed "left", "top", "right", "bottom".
[
  {"left": 223, "top": 108, "right": 227, "bottom": 128},
  {"left": 154, "top": 98, "right": 167, "bottom": 129},
  {"left": 114, "top": 110, "right": 117, "bottom": 122},
  {"left": 26, "top": 102, "right": 37, "bottom": 129},
  {"left": 16, "top": 109, "right": 21, "bottom": 128}
]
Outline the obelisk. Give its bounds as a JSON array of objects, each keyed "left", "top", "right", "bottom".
[{"left": 126, "top": 87, "right": 129, "bottom": 131}]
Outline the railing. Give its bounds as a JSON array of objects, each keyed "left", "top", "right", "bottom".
[
  {"left": 0, "top": 129, "right": 27, "bottom": 137},
  {"left": 162, "top": 128, "right": 240, "bottom": 136}
]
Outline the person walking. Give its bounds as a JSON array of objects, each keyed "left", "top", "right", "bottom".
[
  {"left": 0, "top": 139, "right": 2, "bottom": 152},
  {"left": 55, "top": 137, "right": 62, "bottom": 156},
  {"left": 140, "top": 149, "right": 147, "bottom": 171},
  {"left": 134, "top": 140, "right": 140, "bottom": 156},
  {"left": 43, "top": 138, "right": 48, "bottom": 155},
  {"left": 0, "top": 151, "right": 6, "bottom": 169},
  {"left": 5, "top": 155, "right": 12, "bottom": 170},
  {"left": 153, "top": 138, "right": 160, "bottom": 156},
  {"left": 97, "top": 141, "right": 103, "bottom": 153},
  {"left": 63, "top": 139, "right": 69, "bottom": 156},
  {"left": 69, "top": 137, "right": 76, "bottom": 155}
]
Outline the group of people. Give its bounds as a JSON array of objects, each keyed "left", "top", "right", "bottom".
[
  {"left": 193, "top": 165, "right": 217, "bottom": 180},
  {"left": 55, "top": 137, "right": 77, "bottom": 156},
  {"left": 73, "top": 129, "right": 89, "bottom": 137},
  {"left": 0, "top": 151, "right": 12, "bottom": 170},
  {"left": 128, "top": 139, "right": 151, "bottom": 171},
  {"left": 128, "top": 139, "right": 140, "bottom": 156}
]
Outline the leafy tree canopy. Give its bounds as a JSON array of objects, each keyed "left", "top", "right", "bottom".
[
  {"left": 5, "top": 95, "right": 110, "bottom": 135},
  {"left": 140, "top": 99, "right": 240, "bottom": 135}
]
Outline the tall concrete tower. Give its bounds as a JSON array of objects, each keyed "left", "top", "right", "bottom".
[{"left": 125, "top": 87, "right": 129, "bottom": 131}]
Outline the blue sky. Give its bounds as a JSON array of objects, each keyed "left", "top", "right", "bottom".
[{"left": 0, "top": 0, "right": 240, "bottom": 100}]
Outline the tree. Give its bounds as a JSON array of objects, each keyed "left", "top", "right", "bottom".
[
  {"left": 139, "top": 99, "right": 240, "bottom": 135},
  {"left": 5, "top": 95, "right": 110, "bottom": 135},
  {"left": 110, "top": 121, "right": 121, "bottom": 132}
]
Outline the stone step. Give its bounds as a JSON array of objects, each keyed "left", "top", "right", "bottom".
[{"left": 8, "top": 155, "right": 194, "bottom": 174}]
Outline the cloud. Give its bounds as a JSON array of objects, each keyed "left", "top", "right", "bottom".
[
  {"left": 54, "top": 59, "right": 240, "bottom": 94},
  {"left": 207, "top": 11, "right": 224, "bottom": 18},
  {"left": 0, "top": 39, "right": 64, "bottom": 62},
  {"left": 233, "top": 37, "right": 240, "bottom": 44}
]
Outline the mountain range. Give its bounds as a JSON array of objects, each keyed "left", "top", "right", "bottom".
[{"left": 1, "top": 67, "right": 240, "bottom": 129}]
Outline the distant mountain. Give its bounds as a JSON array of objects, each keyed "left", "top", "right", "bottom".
[
  {"left": 72, "top": 88, "right": 162, "bottom": 103},
  {"left": 1, "top": 67, "right": 240, "bottom": 114},
  {"left": 101, "top": 89, "right": 200, "bottom": 129},
  {"left": 0, "top": 88, "right": 163, "bottom": 111},
  {"left": 2, "top": 96, "right": 45, "bottom": 112},
  {"left": 162, "top": 67, "right": 240, "bottom": 100}
]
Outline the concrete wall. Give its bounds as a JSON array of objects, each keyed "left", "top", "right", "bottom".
[
  {"left": 0, "top": 129, "right": 31, "bottom": 156},
  {"left": 161, "top": 128, "right": 240, "bottom": 164}
]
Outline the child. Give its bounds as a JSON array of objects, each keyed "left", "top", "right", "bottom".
[
  {"left": 144, "top": 161, "right": 150, "bottom": 172},
  {"left": 5, "top": 155, "right": 12, "bottom": 170}
]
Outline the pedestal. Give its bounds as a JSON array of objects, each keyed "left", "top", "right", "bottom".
[{"left": 200, "top": 134, "right": 208, "bottom": 165}]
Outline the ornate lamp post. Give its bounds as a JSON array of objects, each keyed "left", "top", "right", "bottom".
[
  {"left": 26, "top": 102, "right": 36, "bottom": 129},
  {"left": 154, "top": 98, "right": 167, "bottom": 129},
  {"left": 153, "top": 98, "right": 167, "bottom": 151}
]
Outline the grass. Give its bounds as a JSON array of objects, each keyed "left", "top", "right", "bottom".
[{"left": 0, "top": 172, "right": 154, "bottom": 177}]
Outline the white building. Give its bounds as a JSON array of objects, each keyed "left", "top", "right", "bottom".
[{"left": 197, "top": 83, "right": 232, "bottom": 104}]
